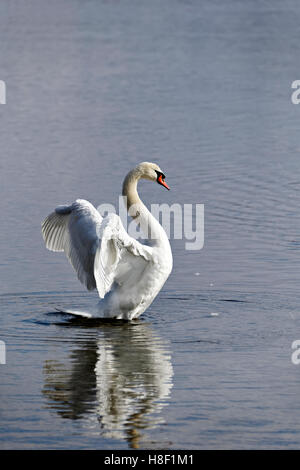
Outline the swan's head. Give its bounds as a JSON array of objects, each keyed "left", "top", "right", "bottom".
[{"left": 136, "top": 162, "right": 170, "bottom": 190}]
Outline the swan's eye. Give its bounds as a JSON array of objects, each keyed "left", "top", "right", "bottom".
[
  {"left": 155, "top": 170, "right": 170, "bottom": 190},
  {"left": 155, "top": 170, "right": 166, "bottom": 181}
]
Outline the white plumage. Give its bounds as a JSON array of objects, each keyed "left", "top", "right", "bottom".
[{"left": 41, "top": 162, "right": 172, "bottom": 320}]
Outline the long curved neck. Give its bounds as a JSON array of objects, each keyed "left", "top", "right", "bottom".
[
  {"left": 122, "top": 168, "right": 143, "bottom": 213},
  {"left": 122, "top": 168, "right": 168, "bottom": 246}
]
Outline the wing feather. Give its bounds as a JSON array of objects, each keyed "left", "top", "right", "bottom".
[
  {"left": 42, "top": 201, "right": 153, "bottom": 298},
  {"left": 94, "top": 213, "right": 153, "bottom": 298},
  {"left": 42, "top": 199, "right": 102, "bottom": 290}
]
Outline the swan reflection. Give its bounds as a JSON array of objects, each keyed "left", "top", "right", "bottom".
[{"left": 43, "top": 321, "right": 173, "bottom": 448}]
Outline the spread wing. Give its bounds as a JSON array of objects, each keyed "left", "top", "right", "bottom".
[
  {"left": 94, "top": 212, "right": 153, "bottom": 298},
  {"left": 41, "top": 199, "right": 153, "bottom": 297}
]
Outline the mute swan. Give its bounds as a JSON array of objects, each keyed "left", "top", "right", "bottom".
[{"left": 41, "top": 162, "right": 173, "bottom": 320}]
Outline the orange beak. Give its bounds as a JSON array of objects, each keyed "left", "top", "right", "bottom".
[{"left": 157, "top": 174, "right": 170, "bottom": 190}]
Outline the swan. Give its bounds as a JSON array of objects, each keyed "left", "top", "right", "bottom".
[{"left": 41, "top": 162, "right": 173, "bottom": 320}]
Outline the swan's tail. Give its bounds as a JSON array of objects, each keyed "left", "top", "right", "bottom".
[{"left": 55, "top": 307, "right": 93, "bottom": 318}]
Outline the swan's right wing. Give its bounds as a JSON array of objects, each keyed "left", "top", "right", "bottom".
[{"left": 94, "top": 213, "right": 154, "bottom": 298}]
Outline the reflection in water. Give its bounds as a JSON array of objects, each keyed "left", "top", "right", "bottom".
[{"left": 43, "top": 321, "right": 173, "bottom": 448}]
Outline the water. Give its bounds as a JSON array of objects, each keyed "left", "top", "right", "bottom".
[{"left": 1, "top": 0, "right": 300, "bottom": 449}]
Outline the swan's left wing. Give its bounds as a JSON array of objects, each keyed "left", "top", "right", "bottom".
[
  {"left": 94, "top": 213, "right": 154, "bottom": 298},
  {"left": 42, "top": 199, "right": 103, "bottom": 291}
]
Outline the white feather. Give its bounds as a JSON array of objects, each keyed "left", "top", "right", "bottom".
[
  {"left": 41, "top": 163, "right": 173, "bottom": 320},
  {"left": 42, "top": 201, "right": 155, "bottom": 299}
]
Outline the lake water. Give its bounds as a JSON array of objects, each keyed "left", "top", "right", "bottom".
[{"left": 1, "top": 0, "right": 300, "bottom": 450}]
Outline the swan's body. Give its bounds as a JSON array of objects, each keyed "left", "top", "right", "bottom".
[{"left": 41, "top": 162, "right": 172, "bottom": 320}]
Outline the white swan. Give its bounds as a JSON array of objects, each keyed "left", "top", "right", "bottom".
[{"left": 41, "top": 162, "right": 173, "bottom": 320}]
